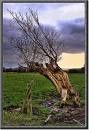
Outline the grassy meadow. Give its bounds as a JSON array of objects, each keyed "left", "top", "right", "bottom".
[{"left": 2, "top": 72, "right": 85, "bottom": 126}]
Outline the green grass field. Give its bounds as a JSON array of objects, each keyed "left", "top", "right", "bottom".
[{"left": 2, "top": 72, "right": 85, "bottom": 126}]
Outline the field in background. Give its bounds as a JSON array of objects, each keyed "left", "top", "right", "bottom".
[{"left": 2, "top": 72, "right": 85, "bottom": 126}]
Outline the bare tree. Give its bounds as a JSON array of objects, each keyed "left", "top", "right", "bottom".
[{"left": 8, "top": 9, "right": 80, "bottom": 107}]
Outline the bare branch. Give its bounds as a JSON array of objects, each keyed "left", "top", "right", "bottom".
[{"left": 8, "top": 9, "right": 64, "bottom": 70}]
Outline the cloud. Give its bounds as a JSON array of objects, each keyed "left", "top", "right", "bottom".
[
  {"left": 3, "top": 50, "right": 18, "bottom": 68},
  {"left": 58, "top": 18, "right": 85, "bottom": 53},
  {"left": 3, "top": 19, "right": 20, "bottom": 67},
  {"left": 3, "top": 2, "right": 85, "bottom": 67},
  {"left": 3, "top": 18, "right": 85, "bottom": 67},
  {"left": 59, "top": 18, "right": 85, "bottom": 33},
  {"left": 39, "top": 3, "right": 85, "bottom": 27},
  {"left": 3, "top": 3, "right": 85, "bottom": 27}
]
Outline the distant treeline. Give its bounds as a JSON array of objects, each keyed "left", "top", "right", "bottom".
[
  {"left": 67, "top": 67, "right": 85, "bottom": 73},
  {"left": 3, "top": 66, "right": 85, "bottom": 73},
  {"left": 3, "top": 67, "right": 29, "bottom": 72}
]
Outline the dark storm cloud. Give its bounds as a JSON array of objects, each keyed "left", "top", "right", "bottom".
[
  {"left": 60, "top": 18, "right": 85, "bottom": 34},
  {"left": 3, "top": 18, "right": 85, "bottom": 67},
  {"left": 3, "top": 19, "right": 21, "bottom": 68},
  {"left": 3, "top": 19, "right": 21, "bottom": 50},
  {"left": 59, "top": 18, "right": 85, "bottom": 53}
]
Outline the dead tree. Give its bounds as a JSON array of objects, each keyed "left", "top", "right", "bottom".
[{"left": 8, "top": 9, "right": 80, "bottom": 107}]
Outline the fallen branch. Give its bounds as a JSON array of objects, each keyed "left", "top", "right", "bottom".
[
  {"left": 73, "top": 119, "right": 84, "bottom": 126},
  {"left": 44, "top": 114, "right": 52, "bottom": 124},
  {"left": 44, "top": 107, "right": 59, "bottom": 124}
]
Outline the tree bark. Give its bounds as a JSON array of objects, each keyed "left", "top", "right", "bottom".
[{"left": 28, "top": 62, "right": 80, "bottom": 107}]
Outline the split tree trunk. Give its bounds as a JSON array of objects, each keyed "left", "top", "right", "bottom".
[
  {"left": 45, "top": 68, "right": 80, "bottom": 106},
  {"left": 28, "top": 62, "right": 80, "bottom": 107}
]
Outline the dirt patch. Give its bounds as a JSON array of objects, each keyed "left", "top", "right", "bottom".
[
  {"left": 45, "top": 106, "right": 85, "bottom": 125},
  {"left": 42, "top": 98, "right": 85, "bottom": 126}
]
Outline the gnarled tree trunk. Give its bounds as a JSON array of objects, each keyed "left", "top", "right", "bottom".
[{"left": 29, "top": 61, "right": 80, "bottom": 107}]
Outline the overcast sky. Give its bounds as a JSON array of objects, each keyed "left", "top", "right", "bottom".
[{"left": 3, "top": 2, "right": 85, "bottom": 69}]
